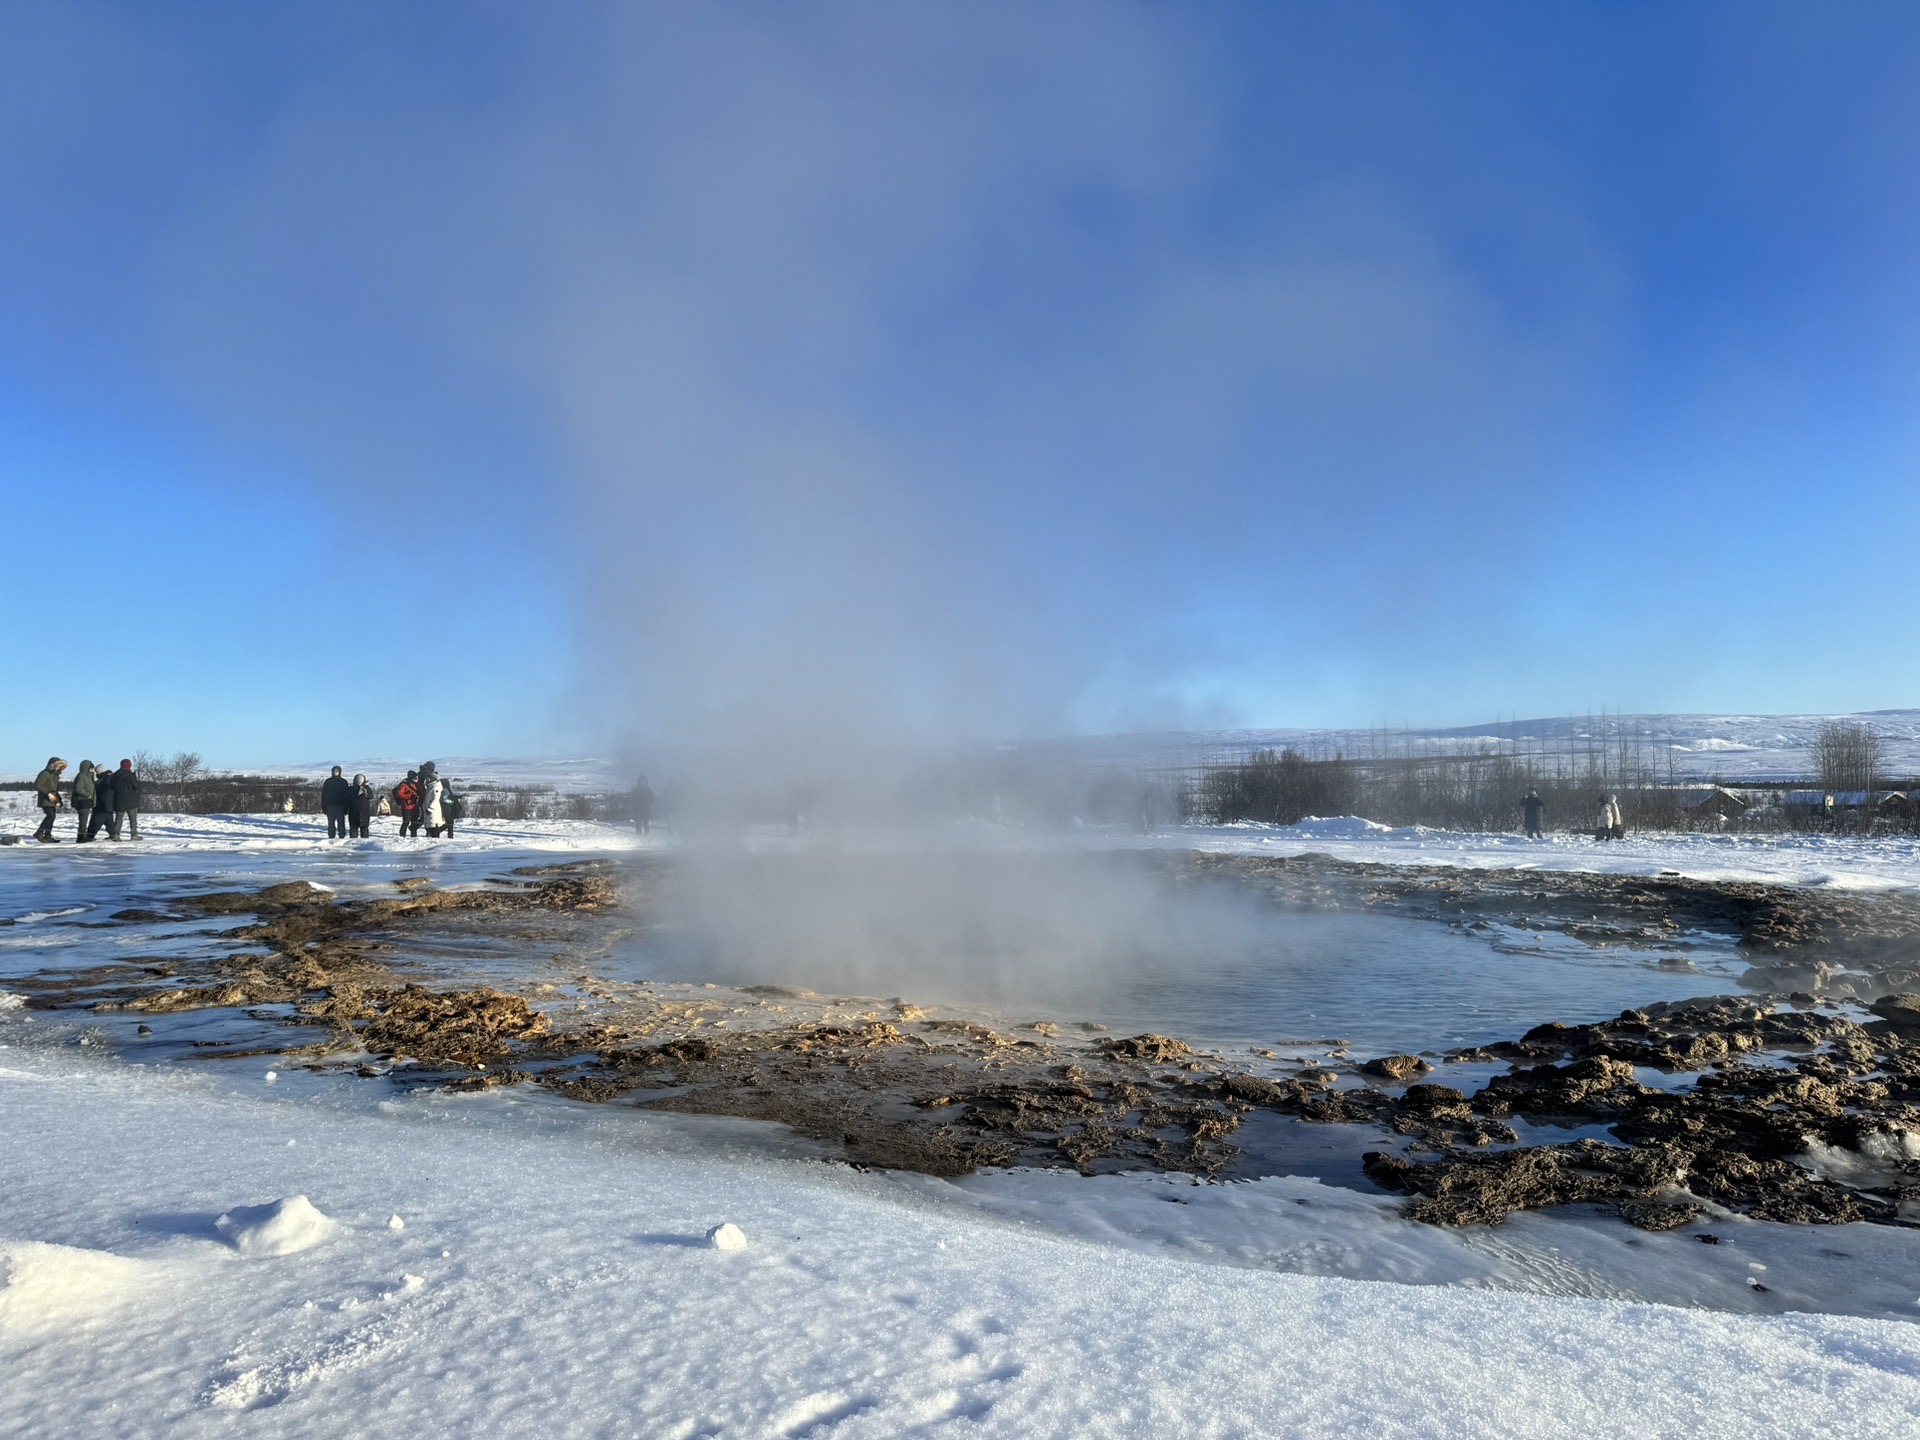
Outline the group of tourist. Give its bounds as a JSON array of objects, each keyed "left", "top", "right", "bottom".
[
  {"left": 317, "top": 761, "right": 463, "bottom": 841},
  {"left": 22, "top": 757, "right": 463, "bottom": 844},
  {"left": 1518, "top": 788, "right": 1628, "bottom": 841},
  {"left": 30, "top": 757, "right": 142, "bottom": 843}
]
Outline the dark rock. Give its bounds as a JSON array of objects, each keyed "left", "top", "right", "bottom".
[
  {"left": 1096, "top": 1034, "right": 1192, "bottom": 1063},
  {"left": 258, "top": 880, "right": 332, "bottom": 905},
  {"left": 1616, "top": 1199, "right": 1703, "bottom": 1231},
  {"left": 1219, "top": 1074, "right": 1293, "bottom": 1105},
  {"left": 1399, "top": 1083, "right": 1468, "bottom": 1112},
  {"left": 1868, "top": 993, "right": 1920, "bottom": 1032},
  {"left": 1361, "top": 1054, "right": 1431, "bottom": 1083},
  {"left": 1475, "top": 1055, "right": 1646, "bottom": 1118}
]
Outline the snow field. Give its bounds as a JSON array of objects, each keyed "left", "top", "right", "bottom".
[
  {"left": 10, "top": 808, "right": 1920, "bottom": 897},
  {"left": 0, "top": 812, "right": 641, "bottom": 857},
  {"left": 4, "top": 1052, "right": 1919, "bottom": 1439},
  {"left": 1175, "top": 818, "right": 1920, "bottom": 892}
]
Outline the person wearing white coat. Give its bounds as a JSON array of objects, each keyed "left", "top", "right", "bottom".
[
  {"left": 1595, "top": 793, "right": 1624, "bottom": 840},
  {"left": 419, "top": 763, "right": 445, "bottom": 838},
  {"left": 419, "top": 763, "right": 460, "bottom": 839}
]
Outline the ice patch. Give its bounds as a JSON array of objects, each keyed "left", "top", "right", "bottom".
[
  {"left": 215, "top": 1196, "right": 338, "bottom": 1258},
  {"left": 0, "top": 992, "right": 24, "bottom": 1010},
  {"left": 0, "top": 1240, "right": 150, "bottom": 1332}
]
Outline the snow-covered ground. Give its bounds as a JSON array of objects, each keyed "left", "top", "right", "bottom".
[
  {"left": 7, "top": 809, "right": 1920, "bottom": 891},
  {"left": 0, "top": 812, "right": 643, "bottom": 856},
  {"left": 5, "top": 1044, "right": 1919, "bottom": 1438},
  {"left": 1164, "top": 816, "right": 1920, "bottom": 892}
]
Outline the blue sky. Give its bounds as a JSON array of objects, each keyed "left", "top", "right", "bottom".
[{"left": 3, "top": 1, "right": 1918, "bottom": 768}]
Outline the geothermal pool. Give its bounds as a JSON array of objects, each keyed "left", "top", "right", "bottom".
[{"left": 0, "top": 845, "right": 1748, "bottom": 1062}]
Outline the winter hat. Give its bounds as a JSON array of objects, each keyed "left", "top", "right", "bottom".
[
  {"left": 46, "top": 757, "right": 63, "bottom": 769},
  {"left": 120, "top": 759, "right": 132, "bottom": 770}
]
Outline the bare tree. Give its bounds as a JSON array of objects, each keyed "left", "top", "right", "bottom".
[
  {"left": 1813, "top": 721, "right": 1881, "bottom": 798},
  {"left": 125, "top": 750, "right": 206, "bottom": 812}
]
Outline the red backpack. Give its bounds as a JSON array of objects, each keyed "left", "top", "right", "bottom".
[{"left": 396, "top": 781, "right": 419, "bottom": 808}]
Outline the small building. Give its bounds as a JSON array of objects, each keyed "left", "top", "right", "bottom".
[
  {"left": 1686, "top": 787, "right": 1748, "bottom": 821},
  {"left": 1782, "top": 789, "right": 1893, "bottom": 812}
]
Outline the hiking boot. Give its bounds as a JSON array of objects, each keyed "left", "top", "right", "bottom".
[{"left": 34, "top": 833, "right": 57, "bottom": 844}]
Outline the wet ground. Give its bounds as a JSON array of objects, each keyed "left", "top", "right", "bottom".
[{"left": 5, "top": 844, "right": 1920, "bottom": 1241}]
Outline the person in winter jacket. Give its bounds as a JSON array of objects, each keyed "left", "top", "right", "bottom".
[
  {"left": 108, "top": 759, "right": 141, "bottom": 840},
  {"left": 1522, "top": 789, "right": 1545, "bottom": 839},
  {"left": 393, "top": 770, "right": 421, "bottom": 838},
  {"left": 349, "top": 774, "right": 375, "bottom": 838},
  {"left": 85, "top": 763, "right": 114, "bottom": 840},
  {"left": 1594, "top": 793, "right": 1624, "bottom": 841},
  {"left": 418, "top": 762, "right": 458, "bottom": 839},
  {"left": 631, "top": 776, "right": 655, "bottom": 835},
  {"left": 320, "top": 766, "right": 353, "bottom": 839},
  {"left": 72, "top": 760, "right": 99, "bottom": 842},
  {"left": 32, "top": 757, "right": 65, "bottom": 843}
]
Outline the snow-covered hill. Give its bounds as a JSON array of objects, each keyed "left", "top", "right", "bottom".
[{"left": 1035, "top": 711, "right": 1920, "bottom": 782}]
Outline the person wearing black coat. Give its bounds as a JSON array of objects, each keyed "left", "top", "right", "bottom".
[
  {"left": 1522, "top": 790, "right": 1545, "bottom": 839},
  {"left": 71, "top": 760, "right": 99, "bottom": 842},
  {"left": 348, "top": 774, "right": 375, "bottom": 839},
  {"left": 107, "top": 759, "right": 141, "bottom": 840},
  {"left": 320, "top": 766, "right": 353, "bottom": 839}
]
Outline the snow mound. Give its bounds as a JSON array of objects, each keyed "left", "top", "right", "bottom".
[
  {"left": 1277, "top": 815, "right": 1397, "bottom": 839},
  {"left": 215, "top": 1195, "right": 338, "bottom": 1258},
  {"left": 0, "top": 1240, "right": 149, "bottom": 1332},
  {"left": 706, "top": 1222, "right": 748, "bottom": 1251}
]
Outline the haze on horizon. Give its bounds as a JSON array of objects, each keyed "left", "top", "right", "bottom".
[{"left": 3, "top": 1, "right": 1917, "bottom": 771}]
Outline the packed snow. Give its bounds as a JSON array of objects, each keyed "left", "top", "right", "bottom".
[
  {"left": 4, "top": 1046, "right": 1919, "bottom": 1438},
  {"left": 213, "top": 1196, "right": 338, "bottom": 1259}
]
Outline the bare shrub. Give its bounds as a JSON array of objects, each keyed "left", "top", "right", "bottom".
[{"left": 1814, "top": 721, "right": 1881, "bottom": 797}]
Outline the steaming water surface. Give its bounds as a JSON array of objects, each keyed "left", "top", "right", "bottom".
[
  {"left": 622, "top": 849, "right": 1746, "bottom": 1055},
  {"left": 0, "top": 845, "right": 1746, "bottom": 1063},
  {"left": 626, "top": 909, "right": 1742, "bottom": 1056}
]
